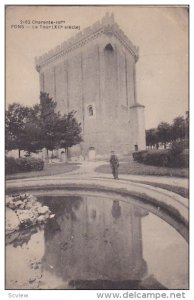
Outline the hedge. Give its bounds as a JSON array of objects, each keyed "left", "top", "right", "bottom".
[
  {"left": 6, "top": 157, "right": 44, "bottom": 174},
  {"left": 5, "top": 157, "right": 18, "bottom": 174},
  {"left": 132, "top": 150, "right": 148, "bottom": 163},
  {"left": 133, "top": 148, "right": 188, "bottom": 168},
  {"left": 171, "top": 149, "right": 189, "bottom": 168}
]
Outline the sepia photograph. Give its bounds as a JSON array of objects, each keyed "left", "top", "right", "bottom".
[{"left": 5, "top": 5, "right": 189, "bottom": 292}]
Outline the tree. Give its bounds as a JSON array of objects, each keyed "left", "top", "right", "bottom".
[
  {"left": 6, "top": 103, "right": 45, "bottom": 157},
  {"left": 56, "top": 111, "right": 83, "bottom": 156},
  {"left": 146, "top": 128, "right": 159, "bottom": 148},
  {"left": 22, "top": 120, "right": 43, "bottom": 154},
  {"left": 5, "top": 103, "right": 31, "bottom": 157},
  {"left": 6, "top": 93, "right": 83, "bottom": 159},
  {"left": 157, "top": 122, "right": 172, "bottom": 148},
  {"left": 38, "top": 92, "right": 61, "bottom": 155},
  {"left": 35, "top": 93, "right": 83, "bottom": 158},
  {"left": 172, "top": 116, "right": 186, "bottom": 141},
  {"left": 39, "top": 91, "right": 57, "bottom": 119}
]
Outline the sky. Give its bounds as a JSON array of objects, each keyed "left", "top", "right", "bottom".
[{"left": 6, "top": 5, "right": 188, "bottom": 129}]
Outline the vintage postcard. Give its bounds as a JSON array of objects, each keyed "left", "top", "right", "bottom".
[{"left": 5, "top": 5, "right": 189, "bottom": 297}]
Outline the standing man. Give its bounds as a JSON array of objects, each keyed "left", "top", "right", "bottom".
[{"left": 110, "top": 151, "right": 119, "bottom": 180}]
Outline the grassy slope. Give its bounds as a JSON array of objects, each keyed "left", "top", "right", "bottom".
[
  {"left": 95, "top": 160, "right": 188, "bottom": 178},
  {"left": 6, "top": 162, "right": 80, "bottom": 180}
]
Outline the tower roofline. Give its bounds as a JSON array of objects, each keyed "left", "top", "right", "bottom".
[{"left": 35, "top": 12, "right": 139, "bottom": 71}]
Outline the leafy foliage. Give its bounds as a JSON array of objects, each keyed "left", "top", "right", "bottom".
[
  {"left": 146, "top": 128, "right": 159, "bottom": 147},
  {"left": 56, "top": 111, "right": 83, "bottom": 151},
  {"left": 5, "top": 103, "right": 31, "bottom": 155},
  {"left": 172, "top": 116, "right": 186, "bottom": 141},
  {"left": 5, "top": 93, "right": 83, "bottom": 158},
  {"left": 6, "top": 157, "right": 44, "bottom": 174},
  {"left": 170, "top": 140, "right": 186, "bottom": 156},
  {"left": 133, "top": 146, "right": 188, "bottom": 168},
  {"left": 133, "top": 149, "right": 172, "bottom": 167},
  {"left": 146, "top": 112, "right": 189, "bottom": 148},
  {"left": 157, "top": 122, "right": 172, "bottom": 147}
]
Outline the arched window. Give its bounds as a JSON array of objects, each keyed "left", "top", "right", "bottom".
[
  {"left": 104, "top": 43, "right": 114, "bottom": 52},
  {"left": 88, "top": 105, "right": 93, "bottom": 116}
]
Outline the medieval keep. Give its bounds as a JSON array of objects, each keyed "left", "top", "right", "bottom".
[{"left": 35, "top": 13, "right": 146, "bottom": 159}]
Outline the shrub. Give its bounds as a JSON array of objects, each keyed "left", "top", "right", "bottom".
[
  {"left": 143, "top": 150, "right": 172, "bottom": 167},
  {"left": 15, "top": 157, "right": 32, "bottom": 172},
  {"left": 5, "top": 157, "right": 18, "bottom": 174},
  {"left": 170, "top": 141, "right": 186, "bottom": 156},
  {"left": 16, "top": 157, "right": 44, "bottom": 172},
  {"left": 132, "top": 149, "right": 172, "bottom": 167},
  {"left": 6, "top": 157, "right": 44, "bottom": 174},
  {"left": 169, "top": 141, "right": 189, "bottom": 168},
  {"left": 171, "top": 149, "right": 189, "bottom": 168},
  {"left": 133, "top": 147, "right": 189, "bottom": 169},
  {"left": 133, "top": 150, "right": 147, "bottom": 163}
]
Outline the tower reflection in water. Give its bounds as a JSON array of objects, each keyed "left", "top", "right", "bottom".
[{"left": 40, "top": 195, "right": 163, "bottom": 289}]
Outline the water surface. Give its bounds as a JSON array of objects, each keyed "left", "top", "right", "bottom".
[{"left": 6, "top": 194, "right": 188, "bottom": 289}]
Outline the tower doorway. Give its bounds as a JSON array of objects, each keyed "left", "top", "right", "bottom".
[{"left": 88, "top": 147, "right": 96, "bottom": 161}]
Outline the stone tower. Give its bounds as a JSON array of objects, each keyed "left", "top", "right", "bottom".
[{"left": 35, "top": 13, "right": 146, "bottom": 158}]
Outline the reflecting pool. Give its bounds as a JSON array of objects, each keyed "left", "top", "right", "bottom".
[{"left": 6, "top": 194, "right": 188, "bottom": 289}]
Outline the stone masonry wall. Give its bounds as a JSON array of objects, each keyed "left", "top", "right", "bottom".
[{"left": 37, "top": 17, "right": 145, "bottom": 157}]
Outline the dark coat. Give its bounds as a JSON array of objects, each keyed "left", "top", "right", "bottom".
[{"left": 110, "top": 154, "right": 119, "bottom": 168}]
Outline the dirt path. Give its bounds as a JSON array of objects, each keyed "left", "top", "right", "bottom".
[{"left": 55, "top": 160, "right": 188, "bottom": 189}]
